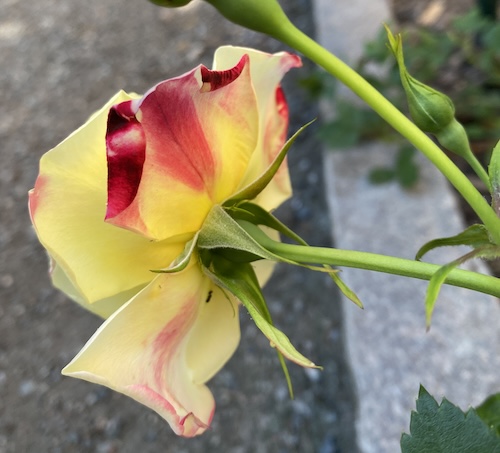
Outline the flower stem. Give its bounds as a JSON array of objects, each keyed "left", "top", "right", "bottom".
[
  {"left": 244, "top": 222, "right": 500, "bottom": 299},
  {"left": 464, "top": 150, "right": 491, "bottom": 192},
  {"left": 272, "top": 21, "right": 500, "bottom": 244}
]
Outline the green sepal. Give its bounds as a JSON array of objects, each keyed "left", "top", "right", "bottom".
[
  {"left": 489, "top": 139, "right": 500, "bottom": 217},
  {"left": 228, "top": 201, "right": 306, "bottom": 245},
  {"left": 401, "top": 386, "right": 500, "bottom": 453},
  {"left": 225, "top": 121, "right": 314, "bottom": 207},
  {"left": 476, "top": 393, "right": 500, "bottom": 437},
  {"left": 436, "top": 119, "right": 473, "bottom": 161},
  {"left": 277, "top": 350, "right": 294, "bottom": 399},
  {"left": 204, "top": 255, "right": 319, "bottom": 370},
  {"left": 199, "top": 205, "right": 338, "bottom": 274},
  {"left": 416, "top": 224, "right": 492, "bottom": 261},
  {"left": 209, "top": 263, "right": 297, "bottom": 398},
  {"left": 202, "top": 204, "right": 362, "bottom": 308},
  {"left": 202, "top": 254, "right": 317, "bottom": 398},
  {"left": 329, "top": 271, "right": 363, "bottom": 309},
  {"left": 425, "top": 244, "right": 500, "bottom": 328},
  {"left": 198, "top": 205, "right": 282, "bottom": 263},
  {"left": 150, "top": 233, "right": 199, "bottom": 273}
]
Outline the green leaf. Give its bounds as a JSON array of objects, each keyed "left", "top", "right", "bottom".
[
  {"left": 401, "top": 386, "right": 500, "bottom": 453},
  {"left": 226, "top": 120, "right": 314, "bottom": 206},
  {"left": 368, "top": 146, "right": 419, "bottom": 188},
  {"left": 416, "top": 224, "right": 492, "bottom": 261},
  {"left": 369, "top": 167, "right": 395, "bottom": 184},
  {"left": 297, "top": 70, "right": 334, "bottom": 100},
  {"left": 318, "top": 119, "right": 361, "bottom": 148},
  {"left": 318, "top": 102, "right": 370, "bottom": 148},
  {"left": 204, "top": 257, "right": 319, "bottom": 371},
  {"left": 395, "top": 146, "right": 419, "bottom": 188},
  {"left": 476, "top": 393, "right": 500, "bottom": 437}
]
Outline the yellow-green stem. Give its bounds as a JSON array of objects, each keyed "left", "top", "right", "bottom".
[
  {"left": 243, "top": 222, "right": 500, "bottom": 299},
  {"left": 271, "top": 20, "right": 500, "bottom": 244},
  {"left": 465, "top": 151, "right": 491, "bottom": 192}
]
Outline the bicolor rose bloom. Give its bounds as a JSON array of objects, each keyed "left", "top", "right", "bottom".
[{"left": 29, "top": 46, "right": 301, "bottom": 436}]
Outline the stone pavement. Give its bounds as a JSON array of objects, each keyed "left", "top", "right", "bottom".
[{"left": 315, "top": 0, "right": 500, "bottom": 452}]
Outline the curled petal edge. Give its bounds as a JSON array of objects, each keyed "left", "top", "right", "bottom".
[{"left": 62, "top": 263, "right": 240, "bottom": 437}]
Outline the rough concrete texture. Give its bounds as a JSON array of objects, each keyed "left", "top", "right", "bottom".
[
  {"left": 325, "top": 145, "right": 500, "bottom": 453},
  {"left": 0, "top": 0, "right": 359, "bottom": 452}
]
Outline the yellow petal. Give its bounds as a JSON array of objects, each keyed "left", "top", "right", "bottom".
[
  {"left": 50, "top": 260, "right": 145, "bottom": 318},
  {"left": 29, "top": 91, "right": 184, "bottom": 303},
  {"left": 62, "top": 262, "right": 240, "bottom": 437},
  {"left": 213, "top": 46, "right": 302, "bottom": 210},
  {"left": 185, "top": 284, "right": 240, "bottom": 384},
  {"left": 105, "top": 58, "right": 260, "bottom": 240},
  {"left": 251, "top": 227, "right": 280, "bottom": 287}
]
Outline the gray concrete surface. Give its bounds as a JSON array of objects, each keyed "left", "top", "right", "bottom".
[
  {"left": 325, "top": 147, "right": 500, "bottom": 453},
  {"left": 0, "top": 0, "right": 358, "bottom": 452},
  {"left": 314, "top": 0, "right": 391, "bottom": 63},
  {"left": 315, "top": 0, "right": 500, "bottom": 451}
]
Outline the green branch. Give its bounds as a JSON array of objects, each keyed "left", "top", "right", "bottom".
[
  {"left": 271, "top": 21, "right": 500, "bottom": 244},
  {"left": 245, "top": 222, "right": 500, "bottom": 299}
]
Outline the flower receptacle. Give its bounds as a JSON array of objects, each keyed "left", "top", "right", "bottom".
[
  {"left": 203, "top": 0, "right": 293, "bottom": 40},
  {"left": 148, "top": 0, "right": 192, "bottom": 7}
]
